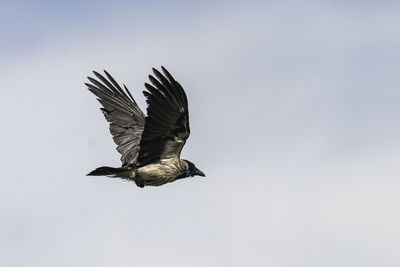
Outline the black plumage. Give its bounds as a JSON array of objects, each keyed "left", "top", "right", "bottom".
[{"left": 85, "top": 66, "right": 205, "bottom": 187}]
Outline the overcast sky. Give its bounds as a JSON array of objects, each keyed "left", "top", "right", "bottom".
[{"left": 1, "top": 1, "right": 400, "bottom": 266}]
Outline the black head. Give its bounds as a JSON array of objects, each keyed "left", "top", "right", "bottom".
[{"left": 185, "top": 160, "right": 205, "bottom": 177}]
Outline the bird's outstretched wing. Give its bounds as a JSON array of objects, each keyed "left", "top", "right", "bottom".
[
  {"left": 137, "top": 66, "right": 190, "bottom": 167},
  {"left": 86, "top": 71, "right": 145, "bottom": 166}
]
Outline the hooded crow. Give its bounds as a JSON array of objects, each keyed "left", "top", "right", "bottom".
[{"left": 85, "top": 66, "right": 205, "bottom": 187}]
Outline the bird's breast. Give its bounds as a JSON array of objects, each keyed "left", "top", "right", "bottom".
[{"left": 135, "top": 158, "right": 185, "bottom": 186}]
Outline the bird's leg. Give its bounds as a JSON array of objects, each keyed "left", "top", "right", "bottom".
[{"left": 135, "top": 181, "right": 145, "bottom": 188}]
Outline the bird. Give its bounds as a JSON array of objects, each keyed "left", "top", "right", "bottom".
[{"left": 85, "top": 66, "right": 205, "bottom": 188}]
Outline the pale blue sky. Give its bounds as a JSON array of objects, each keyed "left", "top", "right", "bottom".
[{"left": 1, "top": 1, "right": 400, "bottom": 266}]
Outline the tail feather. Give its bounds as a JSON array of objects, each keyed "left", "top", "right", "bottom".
[{"left": 87, "top": 166, "right": 131, "bottom": 177}]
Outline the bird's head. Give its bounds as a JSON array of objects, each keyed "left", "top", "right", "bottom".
[{"left": 184, "top": 160, "right": 205, "bottom": 177}]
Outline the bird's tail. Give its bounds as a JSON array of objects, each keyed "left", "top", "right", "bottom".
[{"left": 87, "top": 166, "right": 132, "bottom": 178}]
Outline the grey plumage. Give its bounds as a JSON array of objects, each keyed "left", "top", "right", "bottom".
[
  {"left": 85, "top": 70, "right": 145, "bottom": 166},
  {"left": 86, "top": 66, "right": 205, "bottom": 187}
]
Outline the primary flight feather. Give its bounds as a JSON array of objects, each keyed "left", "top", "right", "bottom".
[{"left": 85, "top": 66, "right": 205, "bottom": 188}]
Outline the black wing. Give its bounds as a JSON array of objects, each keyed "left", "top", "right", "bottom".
[
  {"left": 86, "top": 71, "right": 145, "bottom": 166},
  {"left": 137, "top": 66, "right": 190, "bottom": 167}
]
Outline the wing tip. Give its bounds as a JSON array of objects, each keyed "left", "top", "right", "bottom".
[{"left": 152, "top": 67, "right": 163, "bottom": 77}]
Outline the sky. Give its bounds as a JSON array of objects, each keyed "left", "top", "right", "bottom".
[{"left": 1, "top": 0, "right": 400, "bottom": 266}]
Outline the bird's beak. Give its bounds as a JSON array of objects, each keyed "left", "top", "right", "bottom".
[{"left": 194, "top": 168, "right": 206, "bottom": 177}]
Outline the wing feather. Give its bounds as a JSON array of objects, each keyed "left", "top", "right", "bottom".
[
  {"left": 137, "top": 66, "right": 190, "bottom": 166},
  {"left": 86, "top": 71, "right": 145, "bottom": 166}
]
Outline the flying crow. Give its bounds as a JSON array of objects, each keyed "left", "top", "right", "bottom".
[{"left": 85, "top": 66, "right": 205, "bottom": 187}]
